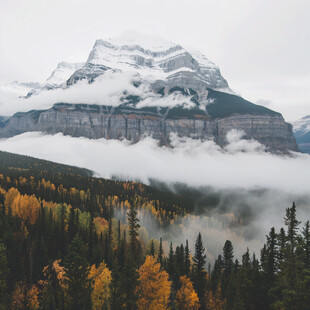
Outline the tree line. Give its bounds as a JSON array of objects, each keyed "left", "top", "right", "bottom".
[{"left": 1, "top": 184, "right": 310, "bottom": 309}]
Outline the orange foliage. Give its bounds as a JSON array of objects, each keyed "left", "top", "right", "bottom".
[
  {"left": 176, "top": 275, "right": 200, "bottom": 310},
  {"left": 88, "top": 262, "right": 112, "bottom": 309},
  {"left": 11, "top": 282, "right": 39, "bottom": 310},
  {"left": 205, "top": 285, "right": 225, "bottom": 310},
  {"left": 4, "top": 187, "right": 19, "bottom": 213},
  {"left": 137, "top": 255, "right": 171, "bottom": 310},
  {"left": 11, "top": 193, "right": 40, "bottom": 225},
  {"left": 93, "top": 217, "right": 108, "bottom": 235}
]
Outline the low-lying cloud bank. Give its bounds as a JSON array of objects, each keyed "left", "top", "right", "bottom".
[{"left": 0, "top": 131, "right": 308, "bottom": 193}]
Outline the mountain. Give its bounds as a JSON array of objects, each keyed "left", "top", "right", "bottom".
[
  {"left": 46, "top": 61, "right": 84, "bottom": 87},
  {"left": 0, "top": 34, "right": 298, "bottom": 153},
  {"left": 67, "top": 34, "right": 229, "bottom": 95},
  {"left": 293, "top": 115, "right": 310, "bottom": 153},
  {"left": 25, "top": 61, "right": 84, "bottom": 97}
]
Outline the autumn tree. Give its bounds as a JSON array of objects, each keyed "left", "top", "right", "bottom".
[
  {"left": 40, "top": 259, "right": 66, "bottom": 310},
  {"left": 11, "top": 282, "right": 39, "bottom": 310},
  {"left": 137, "top": 255, "right": 171, "bottom": 310},
  {"left": 176, "top": 275, "right": 200, "bottom": 310},
  {"left": 205, "top": 285, "right": 225, "bottom": 310},
  {"left": 88, "top": 262, "right": 112, "bottom": 310}
]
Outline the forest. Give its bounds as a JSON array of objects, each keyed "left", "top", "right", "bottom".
[{"left": 0, "top": 151, "right": 309, "bottom": 310}]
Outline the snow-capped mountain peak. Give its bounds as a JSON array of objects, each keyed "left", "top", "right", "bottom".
[
  {"left": 46, "top": 61, "right": 84, "bottom": 86},
  {"left": 293, "top": 115, "right": 310, "bottom": 134},
  {"left": 68, "top": 34, "right": 229, "bottom": 92}
]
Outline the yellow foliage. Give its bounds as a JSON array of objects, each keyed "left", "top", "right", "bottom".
[
  {"left": 205, "top": 285, "right": 226, "bottom": 310},
  {"left": 4, "top": 187, "right": 19, "bottom": 213},
  {"left": 88, "top": 262, "right": 112, "bottom": 309},
  {"left": 137, "top": 255, "right": 171, "bottom": 310},
  {"left": 27, "top": 285, "right": 40, "bottom": 310},
  {"left": 11, "top": 193, "right": 40, "bottom": 225},
  {"left": 11, "top": 282, "right": 39, "bottom": 310},
  {"left": 42, "top": 259, "right": 66, "bottom": 289},
  {"left": 176, "top": 275, "right": 200, "bottom": 310},
  {"left": 93, "top": 217, "right": 108, "bottom": 235}
]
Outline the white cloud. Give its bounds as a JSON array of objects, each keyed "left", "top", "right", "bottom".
[
  {"left": 0, "top": 131, "right": 309, "bottom": 194},
  {"left": 0, "top": 70, "right": 197, "bottom": 116}
]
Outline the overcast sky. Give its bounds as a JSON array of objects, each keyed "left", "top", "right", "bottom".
[{"left": 0, "top": 0, "right": 309, "bottom": 121}]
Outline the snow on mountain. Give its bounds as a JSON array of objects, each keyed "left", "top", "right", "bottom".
[
  {"left": 67, "top": 34, "right": 229, "bottom": 92},
  {"left": 0, "top": 81, "right": 42, "bottom": 101},
  {"left": 292, "top": 115, "right": 310, "bottom": 154},
  {"left": 293, "top": 115, "right": 310, "bottom": 134},
  {"left": 46, "top": 61, "right": 84, "bottom": 87}
]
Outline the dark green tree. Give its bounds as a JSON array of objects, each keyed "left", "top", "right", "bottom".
[
  {"left": 193, "top": 232, "right": 206, "bottom": 308},
  {"left": 0, "top": 241, "right": 9, "bottom": 310},
  {"left": 302, "top": 221, "right": 310, "bottom": 268},
  {"left": 150, "top": 239, "right": 155, "bottom": 256},
  {"left": 223, "top": 240, "right": 234, "bottom": 278},
  {"left": 184, "top": 239, "right": 190, "bottom": 276},
  {"left": 127, "top": 203, "right": 140, "bottom": 255},
  {"left": 158, "top": 237, "right": 163, "bottom": 266},
  {"left": 64, "top": 236, "right": 91, "bottom": 310}
]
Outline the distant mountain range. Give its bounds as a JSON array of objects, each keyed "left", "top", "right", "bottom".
[
  {"left": 293, "top": 115, "right": 310, "bottom": 153},
  {"left": 0, "top": 34, "right": 298, "bottom": 153}
]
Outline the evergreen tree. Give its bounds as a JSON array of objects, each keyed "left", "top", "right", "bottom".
[
  {"left": 223, "top": 240, "right": 234, "bottom": 278},
  {"left": 302, "top": 221, "right": 310, "bottom": 268},
  {"left": 158, "top": 237, "right": 163, "bottom": 266},
  {"left": 266, "top": 227, "right": 277, "bottom": 284},
  {"left": 127, "top": 203, "right": 140, "bottom": 255},
  {"left": 285, "top": 202, "right": 301, "bottom": 256},
  {"left": 167, "top": 242, "right": 175, "bottom": 277},
  {"left": 193, "top": 232, "right": 206, "bottom": 308},
  {"left": 184, "top": 239, "right": 190, "bottom": 276},
  {"left": 0, "top": 241, "right": 9, "bottom": 310},
  {"left": 68, "top": 208, "right": 76, "bottom": 243},
  {"left": 64, "top": 236, "right": 91, "bottom": 310},
  {"left": 150, "top": 239, "right": 155, "bottom": 256}
]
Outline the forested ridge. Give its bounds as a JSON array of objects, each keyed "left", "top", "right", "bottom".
[{"left": 0, "top": 151, "right": 309, "bottom": 309}]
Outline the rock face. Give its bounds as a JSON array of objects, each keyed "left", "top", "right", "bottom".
[{"left": 0, "top": 101, "right": 298, "bottom": 152}]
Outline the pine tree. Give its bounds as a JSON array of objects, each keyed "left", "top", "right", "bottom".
[
  {"left": 0, "top": 241, "right": 9, "bottom": 310},
  {"left": 68, "top": 207, "right": 76, "bottom": 243},
  {"left": 64, "top": 235, "right": 91, "bottom": 310},
  {"left": 193, "top": 232, "right": 207, "bottom": 308},
  {"left": 167, "top": 242, "right": 175, "bottom": 277},
  {"left": 185, "top": 239, "right": 190, "bottom": 276},
  {"left": 127, "top": 202, "right": 140, "bottom": 255},
  {"left": 150, "top": 239, "right": 155, "bottom": 256},
  {"left": 285, "top": 202, "right": 301, "bottom": 256},
  {"left": 158, "top": 237, "right": 163, "bottom": 266},
  {"left": 223, "top": 240, "right": 234, "bottom": 278},
  {"left": 266, "top": 227, "right": 277, "bottom": 284},
  {"left": 302, "top": 221, "right": 310, "bottom": 268}
]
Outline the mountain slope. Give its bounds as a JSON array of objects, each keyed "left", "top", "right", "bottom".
[{"left": 293, "top": 115, "right": 310, "bottom": 153}]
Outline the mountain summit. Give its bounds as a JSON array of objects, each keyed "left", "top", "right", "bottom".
[{"left": 67, "top": 34, "right": 229, "bottom": 93}]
